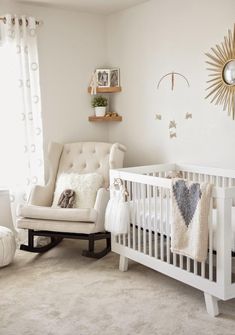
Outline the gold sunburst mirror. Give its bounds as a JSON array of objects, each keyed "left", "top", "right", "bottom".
[{"left": 205, "top": 24, "right": 235, "bottom": 119}]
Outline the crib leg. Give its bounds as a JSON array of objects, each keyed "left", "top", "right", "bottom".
[
  {"left": 204, "top": 292, "right": 219, "bottom": 317},
  {"left": 119, "top": 255, "right": 128, "bottom": 272}
]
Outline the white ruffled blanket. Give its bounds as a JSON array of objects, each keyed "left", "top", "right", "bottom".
[{"left": 105, "top": 185, "right": 130, "bottom": 235}]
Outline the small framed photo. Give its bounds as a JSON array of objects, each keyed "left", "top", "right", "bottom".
[
  {"left": 96, "top": 69, "right": 110, "bottom": 87},
  {"left": 110, "top": 68, "right": 120, "bottom": 87}
]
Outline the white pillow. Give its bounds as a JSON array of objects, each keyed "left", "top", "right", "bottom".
[{"left": 52, "top": 172, "right": 104, "bottom": 209}]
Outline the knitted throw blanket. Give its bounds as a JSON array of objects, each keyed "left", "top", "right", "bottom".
[{"left": 171, "top": 179, "right": 212, "bottom": 262}]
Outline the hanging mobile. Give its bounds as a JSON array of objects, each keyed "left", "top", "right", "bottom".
[
  {"left": 185, "top": 112, "right": 192, "bottom": 119},
  {"left": 155, "top": 114, "right": 162, "bottom": 120},
  {"left": 157, "top": 71, "right": 190, "bottom": 91}
]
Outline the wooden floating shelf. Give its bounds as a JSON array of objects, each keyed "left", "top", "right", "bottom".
[
  {"left": 88, "top": 115, "right": 122, "bottom": 122},
  {"left": 88, "top": 86, "right": 122, "bottom": 93}
]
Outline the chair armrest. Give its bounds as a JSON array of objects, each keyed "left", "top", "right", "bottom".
[
  {"left": 109, "top": 143, "right": 127, "bottom": 169},
  {"left": 28, "top": 142, "right": 64, "bottom": 207},
  {"left": 28, "top": 184, "right": 54, "bottom": 207},
  {"left": 94, "top": 188, "right": 110, "bottom": 232}
]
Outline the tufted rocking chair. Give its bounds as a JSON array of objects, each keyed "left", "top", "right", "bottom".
[{"left": 17, "top": 141, "right": 126, "bottom": 258}]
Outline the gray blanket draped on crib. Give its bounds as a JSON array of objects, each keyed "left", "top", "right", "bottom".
[{"left": 171, "top": 179, "right": 212, "bottom": 262}]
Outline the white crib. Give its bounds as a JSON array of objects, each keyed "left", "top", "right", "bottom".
[{"left": 110, "top": 163, "right": 235, "bottom": 317}]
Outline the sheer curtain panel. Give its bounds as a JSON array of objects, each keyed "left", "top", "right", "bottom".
[{"left": 0, "top": 14, "right": 44, "bottom": 222}]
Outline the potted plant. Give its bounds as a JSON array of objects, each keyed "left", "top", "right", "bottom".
[{"left": 91, "top": 95, "right": 108, "bottom": 117}]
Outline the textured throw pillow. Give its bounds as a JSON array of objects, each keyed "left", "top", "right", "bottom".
[{"left": 52, "top": 173, "right": 104, "bottom": 209}]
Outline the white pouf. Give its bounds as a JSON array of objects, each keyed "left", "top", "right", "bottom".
[{"left": 0, "top": 226, "right": 16, "bottom": 267}]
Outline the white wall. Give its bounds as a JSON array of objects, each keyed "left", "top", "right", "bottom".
[
  {"left": 2, "top": 0, "right": 235, "bottom": 170},
  {"left": 1, "top": 1, "right": 108, "bottom": 154},
  {"left": 106, "top": 0, "right": 235, "bottom": 168}
]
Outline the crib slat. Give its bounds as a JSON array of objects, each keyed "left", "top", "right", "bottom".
[
  {"left": 122, "top": 231, "right": 126, "bottom": 246},
  {"left": 137, "top": 183, "right": 141, "bottom": 252},
  {"left": 222, "top": 177, "right": 226, "bottom": 188},
  {"left": 127, "top": 181, "right": 133, "bottom": 248},
  {"left": 198, "top": 173, "right": 206, "bottom": 277},
  {"left": 189, "top": 172, "right": 193, "bottom": 181},
  {"left": 154, "top": 186, "right": 158, "bottom": 259},
  {"left": 131, "top": 182, "right": 136, "bottom": 250},
  {"left": 200, "top": 173, "right": 204, "bottom": 183},
  {"left": 147, "top": 184, "right": 152, "bottom": 257},
  {"left": 193, "top": 170, "right": 198, "bottom": 271},
  {"left": 201, "top": 261, "right": 205, "bottom": 278},
  {"left": 180, "top": 255, "right": 183, "bottom": 269},
  {"left": 127, "top": 182, "right": 131, "bottom": 248},
  {"left": 160, "top": 187, "right": 164, "bottom": 261},
  {"left": 160, "top": 171, "right": 164, "bottom": 178},
  {"left": 210, "top": 176, "right": 214, "bottom": 189},
  {"left": 216, "top": 196, "right": 232, "bottom": 288},
  {"left": 142, "top": 184, "right": 147, "bottom": 254},
  {"left": 123, "top": 182, "right": 129, "bottom": 247},
  {"left": 127, "top": 180, "right": 131, "bottom": 235},
  {"left": 209, "top": 199, "right": 213, "bottom": 281},
  {"left": 166, "top": 189, "right": 170, "bottom": 263},
  {"left": 194, "top": 260, "right": 198, "bottom": 275},
  {"left": 186, "top": 257, "right": 190, "bottom": 272}
]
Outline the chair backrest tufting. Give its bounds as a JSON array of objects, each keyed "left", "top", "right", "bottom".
[{"left": 49, "top": 142, "right": 126, "bottom": 190}]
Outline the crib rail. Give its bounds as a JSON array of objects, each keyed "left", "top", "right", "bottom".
[{"left": 110, "top": 163, "right": 235, "bottom": 300}]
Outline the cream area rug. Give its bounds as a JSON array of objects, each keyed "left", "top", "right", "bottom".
[{"left": 1, "top": 239, "right": 235, "bottom": 335}]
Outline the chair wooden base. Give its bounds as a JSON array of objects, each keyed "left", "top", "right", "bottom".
[{"left": 20, "top": 229, "right": 111, "bottom": 259}]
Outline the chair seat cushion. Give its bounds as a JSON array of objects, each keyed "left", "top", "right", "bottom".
[{"left": 17, "top": 205, "right": 97, "bottom": 222}]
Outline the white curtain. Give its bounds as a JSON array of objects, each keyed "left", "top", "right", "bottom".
[{"left": 0, "top": 15, "right": 44, "bottom": 220}]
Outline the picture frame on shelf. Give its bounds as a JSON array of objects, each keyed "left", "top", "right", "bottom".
[
  {"left": 110, "top": 68, "right": 120, "bottom": 87},
  {"left": 96, "top": 69, "right": 110, "bottom": 87}
]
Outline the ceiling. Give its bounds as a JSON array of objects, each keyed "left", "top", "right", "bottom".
[{"left": 16, "top": 0, "right": 149, "bottom": 15}]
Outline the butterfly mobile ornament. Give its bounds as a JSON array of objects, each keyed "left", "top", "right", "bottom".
[
  {"left": 185, "top": 112, "right": 192, "bottom": 119},
  {"left": 155, "top": 113, "right": 162, "bottom": 120},
  {"left": 169, "top": 120, "right": 177, "bottom": 138},
  {"left": 156, "top": 71, "right": 191, "bottom": 138}
]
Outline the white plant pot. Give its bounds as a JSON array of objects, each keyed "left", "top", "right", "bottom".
[{"left": 95, "top": 106, "right": 106, "bottom": 117}]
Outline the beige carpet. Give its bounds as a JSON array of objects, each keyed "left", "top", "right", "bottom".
[{"left": 1, "top": 239, "right": 235, "bottom": 335}]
